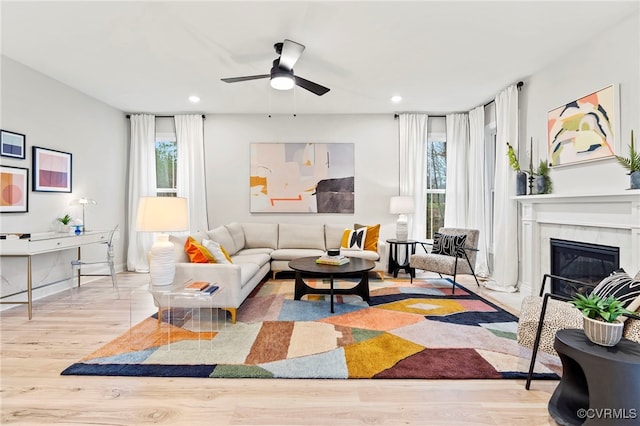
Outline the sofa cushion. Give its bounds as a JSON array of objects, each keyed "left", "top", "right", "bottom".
[
  {"left": 207, "top": 226, "right": 237, "bottom": 256},
  {"left": 232, "top": 253, "right": 271, "bottom": 268},
  {"left": 225, "top": 222, "right": 245, "bottom": 253},
  {"left": 341, "top": 249, "right": 379, "bottom": 261},
  {"left": 203, "top": 239, "right": 233, "bottom": 264},
  {"left": 278, "top": 223, "right": 325, "bottom": 250},
  {"left": 185, "top": 236, "right": 215, "bottom": 263},
  {"left": 271, "top": 248, "right": 326, "bottom": 261},
  {"left": 169, "top": 234, "right": 191, "bottom": 263},
  {"left": 355, "top": 223, "right": 380, "bottom": 252},
  {"left": 242, "top": 223, "right": 278, "bottom": 249},
  {"left": 236, "top": 247, "right": 275, "bottom": 257},
  {"left": 592, "top": 270, "right": 640, "bottom": 313},
  {"left": 325, "top": 224, "right": 348, "bottom": 250}
]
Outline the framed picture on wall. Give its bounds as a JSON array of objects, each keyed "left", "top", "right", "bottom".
[
  {"left": 547, "top": 84, "right": 619, "bottom": 167},
  {"left": 0, "top": 165, "right": 29, "bottom": 213},
  {"left": 32, "top": 146, "right": 72, "bottom": 192},
  {"left": 250, "top": 143, "right": 355, "bottom": 213},
  {"left": 1, "top": 129, "right": 26, "bottom": 159}
]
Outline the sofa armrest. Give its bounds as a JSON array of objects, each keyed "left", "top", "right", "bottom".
[{"left": 377, "top": 240, "right": 388, "bottom": 268}]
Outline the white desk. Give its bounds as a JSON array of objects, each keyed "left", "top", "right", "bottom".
[{"left": 0, "top": 230, "right": 112, "bottom": 319}]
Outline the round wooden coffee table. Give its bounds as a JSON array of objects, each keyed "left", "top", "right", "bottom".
[{"left": 289, "top": 256, "right": 375, "bottom": 313}]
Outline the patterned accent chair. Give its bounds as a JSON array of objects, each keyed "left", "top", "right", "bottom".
[
  {"left": 517, "top": 270, "right": 640, "bottom": 390},
  {"left": 409, "top": 227, "right": 480, "bottom": 293}
]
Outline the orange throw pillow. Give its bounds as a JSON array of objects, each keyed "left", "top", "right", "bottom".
[
  {"left": 184, "top": 236, "right": 215, "bottom": 263},
  {"left": 355, "top": 223, "right": 380, "bottom": 251}
]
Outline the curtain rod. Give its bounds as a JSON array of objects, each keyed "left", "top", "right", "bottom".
[
  {"left": 126, "top": 114, "right": 206, "bottom": 119},
  {"left": 394, "top": 81, "right": 524, "bottom": 119}
]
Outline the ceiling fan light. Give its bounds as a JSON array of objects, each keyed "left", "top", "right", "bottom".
[{"left": 271, "top": 75, "right": 295, "bottom": 90}]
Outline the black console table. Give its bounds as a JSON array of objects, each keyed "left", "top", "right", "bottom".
[{"left": 549, "top": 329, "right": 640, "bottom": 425}]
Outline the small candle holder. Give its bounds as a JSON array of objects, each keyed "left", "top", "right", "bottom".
[
  {"left": 528, "top": 171, "right": 535, "bottom": 195},
  {"left": 73, "top": 225, "right": 83, "bottom": 235}
]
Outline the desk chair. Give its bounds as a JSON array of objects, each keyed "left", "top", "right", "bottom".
[{"left": 71, "top": 225, "right": 119, "bottom": 297}]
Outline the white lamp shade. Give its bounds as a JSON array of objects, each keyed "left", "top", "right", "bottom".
[
  {"left": 389, "top": 196, "right": 415, "bottom": 214},
  {"left": 136, "top": 196, "right": 189, "bottom": 286},
  {"left": 136, "top": 197, "right": 189, "bottom": 232}
]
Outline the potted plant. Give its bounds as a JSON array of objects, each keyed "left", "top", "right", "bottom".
[
  {"left": 535, "top": 160, "right": 552, "bottom": 194},
  {"left": 571, "top": 293, "right": 633, "bottom": 346},
  {"left": 57, "top": 214, "right": 72, "bottom": 232},
  {"left": 615, "top": 129, "right": 640, "bottom": 189},
  {"left": 506, "top": 142, "right": 527, "bottom": 195}
]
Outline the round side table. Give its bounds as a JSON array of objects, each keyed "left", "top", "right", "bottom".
[
  {"left": 385, "top": 239, "right": 417, "bottom": 278},
  {"left": 549, "top": 329, "right": 640, "bottom": 425}
]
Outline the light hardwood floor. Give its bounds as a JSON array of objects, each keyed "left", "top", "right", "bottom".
[{"left": 1, "top": 272, "right": 559, "bottom": 425}]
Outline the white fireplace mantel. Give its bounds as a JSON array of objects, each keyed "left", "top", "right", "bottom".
[{"left": 515, "top": 191, "right": 640, "bottom": 295}]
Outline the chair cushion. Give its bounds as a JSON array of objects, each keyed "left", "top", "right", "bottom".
[
  {"left": 517, "top": 295, "right": 583, "bottom": 356},
  {"left": 432, "top": 232, "right": 466, "bottom": 257}
]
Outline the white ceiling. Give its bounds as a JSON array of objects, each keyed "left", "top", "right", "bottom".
[{"left": 2, "top": 1, "right": 638, "bottom": 115}]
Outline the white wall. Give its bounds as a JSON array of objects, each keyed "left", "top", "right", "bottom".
[
  {"left": 204, "top": 114, "right": 399, "bottom": 235},
  {"left": 0, "top": 56, "right": 128, "bottom": 305},
  {"left": 520, "top": 12, "right": 639, "bottom": 194}
]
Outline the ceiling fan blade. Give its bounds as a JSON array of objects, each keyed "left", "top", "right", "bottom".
[
  {"left": 221, "top": 74, "right": 269, "bottom": 83},
  {"left": 294, "top": 76, "right": 330, "bottom": 96},
  {"left": 279, "top": 39, "right": 305, "bottom": 71}
]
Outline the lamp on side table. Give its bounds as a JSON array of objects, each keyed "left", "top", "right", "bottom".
[
  {"left": 389, "top": 196, "right": 415, "bottom": 241},
  {"left": 136, "top": 196, "right": 189, "bottom": 286}
]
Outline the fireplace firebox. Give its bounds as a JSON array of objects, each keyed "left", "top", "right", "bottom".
[{"left": 550, "top": 239, "right": 620, "bottom": 298}]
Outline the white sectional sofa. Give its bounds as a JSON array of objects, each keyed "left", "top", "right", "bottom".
[{"left": 169, "top": 222, "right": 387, "bottom": 323}]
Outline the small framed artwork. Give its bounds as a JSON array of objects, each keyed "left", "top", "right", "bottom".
[
  {"left": 32, "top": 146, "right": 72, "bottom": 192},
  {"left": 547, "top": 84, "right": 619, "bottom": 167},
  {"left": 0, "top": 165, "right": 29, "bottom": 213},
  {"left": 1, "top": 130, "right": 26, "bottom": 159}
]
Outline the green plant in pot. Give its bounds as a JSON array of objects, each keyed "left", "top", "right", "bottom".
[
  {"left": 571, "top": 293, "right": 633, "bottom": 346},
  {"left": 615, "top": 129, "right": 640, "bottom": 189},
  {"left": 506, "top": 142, "right": 527, "bottom": 195},
  {"left": 57, "top": 214, "right": 72, "bottom": 232},
  {"left": 534, "top": 160, "right": 552, "bottom": 194}
]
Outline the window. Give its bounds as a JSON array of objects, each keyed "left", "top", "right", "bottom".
[
  {"left": 155, "top": 131, "right": 177, "bottom": 197},
  {"left": 425, "top": 138, "right": 446, "bottom": 240}
]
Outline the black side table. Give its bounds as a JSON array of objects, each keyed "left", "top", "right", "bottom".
[
  {"left": 386, "top": 239, "right": 417, "bottom": 278},
  {"left": 549, "top": 329, "right": 640, "bottom": 426}
]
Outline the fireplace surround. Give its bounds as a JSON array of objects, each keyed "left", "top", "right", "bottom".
[{"left": 516, "top": 191, "right": 639, "bottom": 296}]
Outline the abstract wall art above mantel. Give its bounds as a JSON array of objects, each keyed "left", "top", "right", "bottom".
[
  {"left": 250, "top": 143, "right": 354, "bottom": 213},
  {"left": 547, "top": 84, "right": 618, "bottom": 167}
]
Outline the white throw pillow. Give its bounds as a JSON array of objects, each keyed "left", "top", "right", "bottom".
[{"left": 203, "top": 239, "right": 233, "bottom": 264}]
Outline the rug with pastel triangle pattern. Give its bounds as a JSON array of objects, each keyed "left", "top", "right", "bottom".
[{"left": 62, "top": 277, "right": 561, "bottom": 380}]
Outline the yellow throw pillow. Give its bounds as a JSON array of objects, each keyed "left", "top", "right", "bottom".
[
  {"left": 203, "top": 239, "right": 233, "bottom": 264},
  {"left": 184, "top": 236, "right": 215, "bottom": 263},
  {"left": 341, "top": 227, "right": 367, "bottom": 251},
  {"left": 355, "top": 223, "right": 380, "bottom": 251}
]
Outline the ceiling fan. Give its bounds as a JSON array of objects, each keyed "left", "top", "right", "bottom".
[{"left": 221, "top": 39, "right": 330, "bottom": 96}]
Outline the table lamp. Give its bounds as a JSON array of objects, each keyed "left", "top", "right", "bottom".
[
  {"left": 389, "top": 196, "right": 415, "bottom": 241},
  {"left": 72, "top": 197, "right": 97, "bottom": 232},
  {"left": 136, "top": 196, "right": 189, "bottom": 286}
]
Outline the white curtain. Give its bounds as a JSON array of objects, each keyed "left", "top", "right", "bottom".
[
  {"left": 444, "top": 113, "right": 469, "bottom": 227},
  {"left": 126, "top": 114, "right": 156, "bottom": 272},
  {"left": 486, "top": 85, "right": 519, "bottom": 292},
  {"left": 398, "top": 113, "right": 428, "bottom": 240},
  {"left": 467, "top": 106, "right": 490, "bottom": 278},
  {"left": 175, "top": 114, "right": 208, "bottom": 233}
]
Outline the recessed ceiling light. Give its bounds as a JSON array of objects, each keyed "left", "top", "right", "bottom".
[
  {"left": 391, "top": 95, "right": 402, "bottom": 103},
  {"left": 188, "top": 95, "right": 200, "bottom": 103}
]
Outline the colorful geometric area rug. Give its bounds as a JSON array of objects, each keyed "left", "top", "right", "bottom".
[{"left": 61, "top": 277, "right": 561, "bottom": 380}]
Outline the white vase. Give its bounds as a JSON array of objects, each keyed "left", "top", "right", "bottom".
[{"left": 582, "top": 316, "right": 624, "bottom": 347}]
